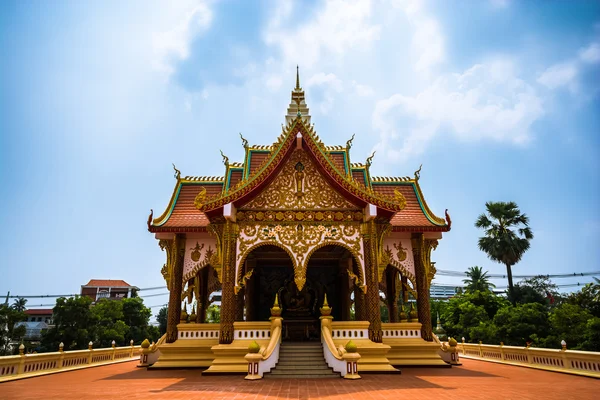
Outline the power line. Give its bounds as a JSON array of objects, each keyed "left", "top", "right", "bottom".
[{"left": 436, "top": 270, "right": 600, "bottom": 279}]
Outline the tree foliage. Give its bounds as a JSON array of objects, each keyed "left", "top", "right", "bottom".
[
  {"left": 463, "top": 266, "right": 496, "bottom": 293},
  {"left": 438, "top": 281, "right": 599, "bottom": 351},
  {"left": 475, "top": 201, "right": 533, "bottom": 303},
  {"left": 41, "top": 296, "right": 158, "bottom": 352},
  {"left": 157, "top": 306, "right": 168, "bottom": 335},
  {"left": 0, "top": 301, "right": 28, "bottom": 355}
]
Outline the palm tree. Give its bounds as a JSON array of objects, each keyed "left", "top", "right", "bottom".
[
  {"left": 475, "top": 201, "right": 533, "bottom": 304},
  {"left": 463, "top": 266, "right": 495, "bottom": 293},
  {"left": 12, "top": 298, "right": 27, "bottom": 312}
]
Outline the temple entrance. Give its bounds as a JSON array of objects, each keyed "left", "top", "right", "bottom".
[{"left": 241, "top": 243, "right": 359, "bottom": 341}]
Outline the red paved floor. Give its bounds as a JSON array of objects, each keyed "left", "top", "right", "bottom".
[{"left": 1, "top": 359, "right": 598, "bottom": 400}]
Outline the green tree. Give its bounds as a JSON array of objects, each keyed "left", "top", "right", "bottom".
[
  {"left": 566, "top": 281, "right": 600, "bottom": 318},
  {"left": 41, "top": 296, "right": 96, "bottom": 351},
  {"left": 121, "top": 297, "right": 152, "bottom": 345},
  {"left": 91, "top": 299, "right": 128, "bottom": 347},
  {"left": 440, "top": 290, "right": 508, "bottom": 342},
  {"left": 463, "top": 266, "right": 496, "bottom": 293},
  {"left": 542, "top": 303, "right": 593, "bottom": 350},
  {"left": 475, "top": 201, "right": 534, "bottom": 304},
  {"left": 156, "top": 306, "right": 168, "bottom": 336},
  {"left": 512, "top": 275, "right": 559, "bottom": 306},
  {"left": 493, "top": 303, "right": 549, "bottom": 346},
  {"left": 206, "top": 304, "right": 220, "bottom": 323},
  {"left": 0, "top": 303, "right": 27, "bottom": 355},
  {"left": 12, "top": 298, "right": 28, "bottom": 312}
]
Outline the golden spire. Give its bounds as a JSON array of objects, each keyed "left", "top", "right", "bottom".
[{"left": 295, "top": 65, "right": 301, "bottom": 90}]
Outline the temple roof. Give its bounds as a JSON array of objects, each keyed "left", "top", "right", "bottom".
[{"left": 149, "top": 71, "right": 450, "bottom": 233}]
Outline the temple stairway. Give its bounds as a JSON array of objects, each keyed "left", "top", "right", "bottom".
[{"left": 265, "top": 342, "right": 339, "bottom": 379}]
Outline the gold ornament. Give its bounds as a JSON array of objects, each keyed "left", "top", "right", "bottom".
[
  {"left": 194, "top": 187, "right": 207, "bottom": 209},
  {"left": 190, "top": 242, "right": 204, "bottom": 262},
  {"left": 393, "top": 189, "right": 407, "bottom": 210}
]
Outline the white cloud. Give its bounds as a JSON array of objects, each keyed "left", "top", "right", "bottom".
[
  {"left": 579, "top": 42, "right": 600, "bottom": 64},
  {"left": 352, "top": 81, "right": 375, "bottom": 97},
  {"left": 266, "top": 75, "right": 283, "bottom": 91},
  {"left": 306, "top": 72, "right": 344, "bottom": 115},
  {"left": 152, "top": 2, "right": 213, "bottom": 75},
  {"left": 373, "top": 60, "right": 544, "bottom": 161},
  {"left": 264, "top": 0, "right": 381, "bottom": 68},
  {"left": 490, "top": 0, "right": 511, "bottom": 9},
  {"left": 537, "top": 62, "right": 578, "bottom": 90},
  {"left": 390, "top": 0, "right": 445, "bottom": 74}
]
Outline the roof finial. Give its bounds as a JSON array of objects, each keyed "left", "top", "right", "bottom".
[
  {"left": 414, "top": 164, "right": 422, "bottom": 181},
  {"left": 172, "top": 163, "right": 181, "bottom": 179},
  {"left": 346, "top": 133, "right": 355, "bottom": 150},
  {"left": 239, "top": 132, "right": 248, "bottom": 149},
  {"left": 366, "top": 151, "right": 376, "bottom": 167},
  {"left": 220, "top": 150, "right": 229, "bottom": 166},
  {"left": 295, "top": 65, "right": 301, "bottom": 90}
]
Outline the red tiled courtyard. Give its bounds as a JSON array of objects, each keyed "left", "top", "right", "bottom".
[{"left": 1, "top": 359, "right": 598, "bottom": 400}]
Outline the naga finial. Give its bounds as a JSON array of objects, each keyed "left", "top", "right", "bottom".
[
  {"left": 239, "top": 132, "right": 248, "bottom": 149},
  {"left": 220, "top": 150, "right": 229, "bottom": 166},
  {"left": 346, "top": 133, "right": 355, "bottom": 150},
  {"left": 172, "top": 163, "right": 181, "bottom": 179},
  {"left": 445, "top": 209, "right": 452, "bottom": 229},
  {"left": 147, "top": 209, "right": 153, "bottom": 230},
  {"left": 414, "top": 164, "right": 422, "bottom": 180},
  {"left": 366, "top": 151, "right": 376, "bottom": 167}
]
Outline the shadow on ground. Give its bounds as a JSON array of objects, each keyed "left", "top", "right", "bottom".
[{"left": 100, "top": 365, "right": 499, "bottom": 396}]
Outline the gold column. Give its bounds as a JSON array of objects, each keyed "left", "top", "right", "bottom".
[
  {"left": 401, "top": 275, "right": 409, "bottom": 303},
  {"left": 219, "top": 222, "right": 238, "bottom": 344},
  {"left": 197, "top": 267, "right": 209, "bottom": 323},
  {"left": 411, "top": 233, "right": 437, "bottom": 342},
  {"left": 362, "top": 221, "right": 382, "bottom": 343},
  {"left": 386, "top": 268, "right": 399, "bottom": 323},
  {"left": 160, "top": 234, "right": 186, "bottom": 343},
  {"left": 354, "top": 288, "right": 367, "bottom": 321}
]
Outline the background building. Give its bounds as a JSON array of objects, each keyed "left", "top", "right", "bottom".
[{"left": 80, "top": 279, "right": 138, "bottom": 303}]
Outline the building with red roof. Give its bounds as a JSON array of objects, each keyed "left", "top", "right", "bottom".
[{"left": 80, "top": 279, "right": 138, "bottom": 303}]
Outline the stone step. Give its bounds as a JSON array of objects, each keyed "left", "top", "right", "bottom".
[
  {"left": 280, "top": 350, "right": 322, "bottom": 354},
  {"left": 274, "top": 365, "right": 330, "bottom": 371},
  {"left": 269, "top": 369, "right": 337, "bottom": 376},
  {"left": 277, "top": 360, "right": 327, "bottom": 366},
  {"left": 266, "top": 374, "right": 339, "bottom": 379}
]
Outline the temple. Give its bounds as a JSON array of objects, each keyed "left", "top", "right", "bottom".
[{"left": 145, "top": 69, "right": 452, "bottom": 376}]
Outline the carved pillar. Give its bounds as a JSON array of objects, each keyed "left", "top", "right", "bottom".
[
  {"left": 362, "top": 221, "right": 382, "bottom": 343},
  {"left": 401, "top": 275, "right": 409, "bottom": 303},
  {"left": 354, "top": 288, "right": 367, "bottom": 321},
  {"left": 161, "top": 234, "right": 186, "bottom": 343},
  {"left": 236, "top": 288, "right": 245, "bottom": 321},
  {"left": 197, "top": 267, "right": 209, "bottom": 323},
  {"left": 219, "top": 222, "right": 238, "bottom": 344},
  {"left": 411, "top": 233, "right": 437, "bottom": 342},
  {"left": 386, "top": 268, "right": 399, "bottom": 323}
]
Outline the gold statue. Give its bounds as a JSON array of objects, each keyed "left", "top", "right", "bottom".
[
  {"left": 194, "top": 187, "right": 207, "bottom": 209},
  {"left": 294, "top": 162, "right": 305, "bottom": 194}
]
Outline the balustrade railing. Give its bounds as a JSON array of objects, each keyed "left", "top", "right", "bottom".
[
  {"left": 458, "top": 341, "right": 600, "bottom": 378},
  {"left": 0, "top": 341, "right": 141, "bottom": 382}
]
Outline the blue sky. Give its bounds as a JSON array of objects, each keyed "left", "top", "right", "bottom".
[{"left": 1, "top": 0, "right": 599, "bottom": 314}]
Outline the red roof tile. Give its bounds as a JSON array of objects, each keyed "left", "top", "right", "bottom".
[
  {"left": 25, "top": 309, "right": 53, "bottom": 315},
  {"left": 83, "top": 280, "right": 133, "bottom": 288}
]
